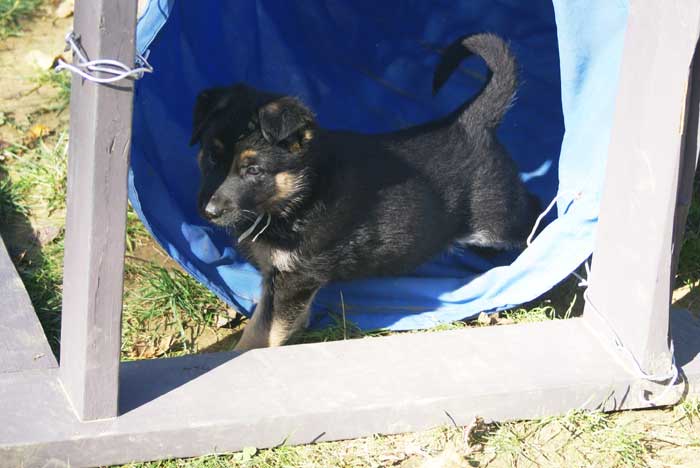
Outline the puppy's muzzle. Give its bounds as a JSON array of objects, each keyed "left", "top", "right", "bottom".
[{"left": 203, "top": 195, "right": 231, "bottom": 220}]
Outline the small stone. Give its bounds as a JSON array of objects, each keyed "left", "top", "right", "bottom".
[
  {"left": 55, "top": 0, "right": 74, "bottom": 18},
  {"left": 35, "top": 224, "right": 62, "bottom": 246},
  {"left": 25, "top": 50, "right": 55, "bottom": 69},
  {"left": 477, "top": 311, "right": 498, "bottom": 326}
]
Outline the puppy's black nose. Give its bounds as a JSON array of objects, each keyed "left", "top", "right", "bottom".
[{"left": 204, "top": 198, "right": 228, "bottom": 219}]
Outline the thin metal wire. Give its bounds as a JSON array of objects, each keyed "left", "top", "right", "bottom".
[
  {"left": 526, "top": 190, "right": 582, "bottom": 246},
  {"left": 531, "top": 189, "right": 681, "bottom": 406},
  {"left": 583, "top": 284, "right": 679, "bottom": 406},
  {"left": 54, "top": 31, "right": 153, "bottom": 84}
]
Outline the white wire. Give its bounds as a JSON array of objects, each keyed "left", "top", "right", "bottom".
[
  {"left": 237, "top": 213, "right": 272, "bottom": 243},
  {"left": 54, "top": 31, "right": 153, "bottom": 84},
  {"left": 583, "top": 289, "right": 680, "bottom": 406},
  {"left": 251, "top": 214, "right": 272, "bottom": 242},
  {"left": 237, "top": 214, "right": 265, "bottom": 243},
  {"left": 571, "top": 260, "right": 591, "bottom": 287},
  {"left": 526, "top": 190, "right": 582, "bottom": 246},
  {"left": 559, "top": 220, "right": 679, "bottom": 406}
]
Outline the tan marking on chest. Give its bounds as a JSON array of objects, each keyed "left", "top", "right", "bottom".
[{"left": 270, "top": 248, "right": 298, "bottom": 272}]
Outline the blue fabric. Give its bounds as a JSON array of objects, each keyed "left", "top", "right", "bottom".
[{"left": 130, "top": 0, "right": 628, "bottom": 330}]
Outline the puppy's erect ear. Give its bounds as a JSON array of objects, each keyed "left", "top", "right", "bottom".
[
  {"left": 258, "top": 97, "right": 315, "bottom": 146},
  {"left": 190, "top": 87, "right": 230, "bottom": 146}
]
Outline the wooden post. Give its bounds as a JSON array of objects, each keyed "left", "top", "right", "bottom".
[
  {"left": 584, "top": 1, "right": 700, "bottom": 376},
  {"left": 671, "top": 41, "right": 700, "bottom": 283},
  {"left": 59, "top": 0, "right": 138, "bottom": 421}
]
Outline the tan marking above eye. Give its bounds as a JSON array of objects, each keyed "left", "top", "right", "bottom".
[
  {"left": 271, "top": 172, "right": 299, "bottom": 201},
  {"left": 303, "top": 129, "right": 314, "bottom": 141},
  {"left": 240, "top": 149, "right": 257, "bottom": 159}
]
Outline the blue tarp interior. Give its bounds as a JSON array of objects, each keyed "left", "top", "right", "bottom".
[{"left": 130, "top": 0, "right": 628, "bottom": 330}]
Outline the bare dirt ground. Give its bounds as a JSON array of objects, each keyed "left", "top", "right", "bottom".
[{"left": 0, "top": 10, "right": 69, "bottom": 142}]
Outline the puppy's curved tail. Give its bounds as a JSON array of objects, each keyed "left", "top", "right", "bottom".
[{"left": 432, "top": 33, "right": 517, "bottom": 129}]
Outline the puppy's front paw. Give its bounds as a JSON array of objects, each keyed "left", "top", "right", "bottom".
[{"left": 233, "top": 331, "right": 269, "bottom": 352}]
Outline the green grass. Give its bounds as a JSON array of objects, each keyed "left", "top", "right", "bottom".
[
  {"left": 122, "top": 261, "right": 229, "bottom": 358},
  {"left": 118, "top": 405, "right": 690, "bottom": 468},
  {"left": 3, "top": 133, "right": 68, "bottom": 216},
  {"left": 14, "top": 236, "right": 64, "bottom": 352},
  {"left": 124, "top": 263, "right": 223, "bottom": 325},
  {"left": 1, "top": 135, "right": 67, "bottom": 352},
  {"left": 293, "top": 293, "right": 394, "bottom": 344},
  {"left": 119, "top": 425, "right": 471, "bottom": 468},
  {"left": 0, "top": 125, "right": 225, "bottom": 359},
  {"left": 32, "top": 68, "right": 72, "bottom": 113},
  {"left": 678, "top": 174, "right": 700, "bottom": 284},
  {"left": 501, "top": 304, "right": 557, "bottom": 323},
  {"left": 294, "top": 312, "right": 366, "bottom": 343},
  {"left": 480, "top": 410, "right": 649, "bottom": 468},
  {"left": 294, "top": 292, "right": 572, "bottom": 345},
  {"left": 126, "top": 204, "right": 151, "bottom": 253},
  {"left": 0, "top": 0, "right": 42, "bottom": 38},
  {"left": 677, "top": 397, "right": 700, "bottom": 425},
  {"left": 0, "top": 174, "right": 29, "bottom": 218}
]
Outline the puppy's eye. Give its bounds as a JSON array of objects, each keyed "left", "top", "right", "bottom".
[
  {"left": 244, "top": 165, "right": 262, "bottom": 176},
  {"left": 247, "top": 120, "right": 256, "bottom": 131}
]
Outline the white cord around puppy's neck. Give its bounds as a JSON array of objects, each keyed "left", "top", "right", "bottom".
[
  {"left": 237, "top": 213, "right": 272, "bottom": 243},
  {"left": 252, "top": 214, "right": 272, "bottom": 242}
]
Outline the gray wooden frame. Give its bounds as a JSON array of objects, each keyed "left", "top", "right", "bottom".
[
  {"left": 1, "top": 1, "right": 700, "bottom": 466},
  {"left": 59, "top": 0, "right": 137, "bottom": 422}
]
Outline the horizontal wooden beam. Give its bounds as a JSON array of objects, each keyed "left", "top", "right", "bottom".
[
  {"left": 0, "top": 235, "right": 56, "bottom": 373},
  {"left": 2, "top": 315, "right": 696, "bottom": 467}
]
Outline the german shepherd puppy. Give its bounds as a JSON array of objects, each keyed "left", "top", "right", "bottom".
[{"left": 190, "top": 34, "right": 539, "bottom": 351}]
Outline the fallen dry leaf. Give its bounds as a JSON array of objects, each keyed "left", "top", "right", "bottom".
[
  {"left": 156, "top": 335, "right": 174, "bottom": 355},
  {"left": 131, "top": 341, "right": 146, "bottom": 357},
  {"left": 130, "top": 340, "right": 157, "bottom": 359},
  {"left": 25, "top": 124, "right": 52, "bottom": 144}
]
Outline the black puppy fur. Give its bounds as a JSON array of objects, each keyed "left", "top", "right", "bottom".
[{"left": 190, "top": 33, "right": 540, "bottom": 350}]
